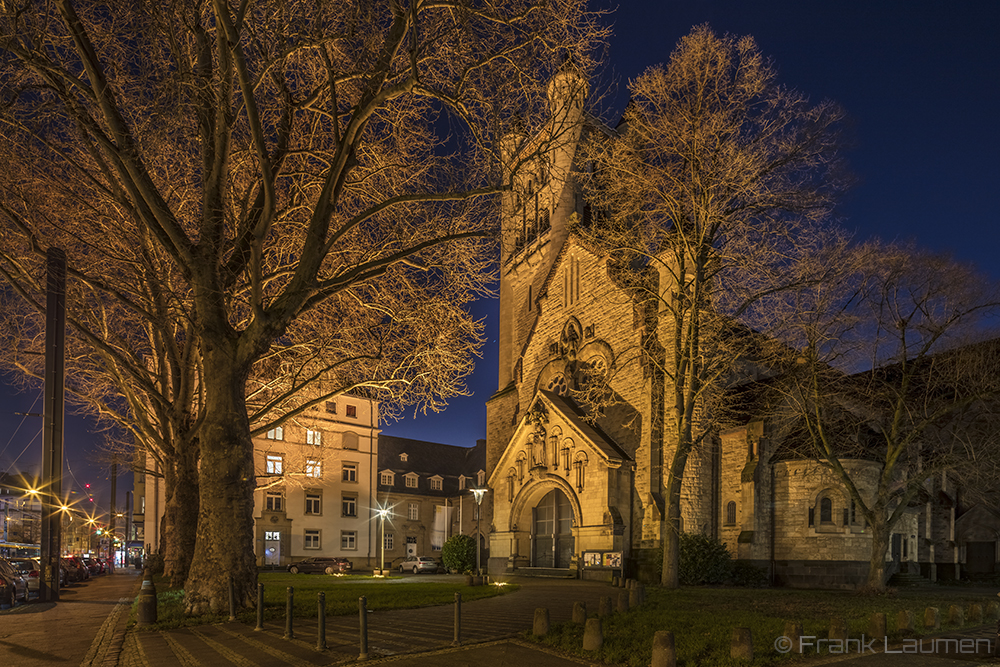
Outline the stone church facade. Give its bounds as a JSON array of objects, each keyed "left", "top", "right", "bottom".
[{"left": 484, "top": 67, "right": 984, "bottom": 587}]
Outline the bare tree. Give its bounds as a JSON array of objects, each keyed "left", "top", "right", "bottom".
[
  {"left": 773, "top": 243, "right": 1000, "bottom": 590},
  {"left": 579, "top": 25, "right": 848, "bottom": 587},
  {"left": 0, "top": 0, "right": 607, "bottom": 612}
]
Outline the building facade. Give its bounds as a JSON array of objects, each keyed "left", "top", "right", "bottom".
[{"left": 376, "top": 436, "right": 490, "bottom": 571}]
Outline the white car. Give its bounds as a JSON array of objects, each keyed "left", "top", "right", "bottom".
[{"left": 398, "top": 556, "right": 441, "bottom": 574}]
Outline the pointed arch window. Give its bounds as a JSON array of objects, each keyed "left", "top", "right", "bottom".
[{"left": 725, "top": 501, "right": 737, "bottom": 526}]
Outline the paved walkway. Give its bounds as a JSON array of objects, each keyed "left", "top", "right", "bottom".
[
  {"left": 123, "top": 576, "right": 613, "bottom": 667},
  {"left": 0, "top": 567, "right": 141, "bottom": 667}
]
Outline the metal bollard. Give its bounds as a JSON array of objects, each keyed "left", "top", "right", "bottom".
[
  {"left": 317, "top": 592, "right": 326, "bottom": 651},
  {"left": 255, "top": 583, "right": 264, "bottom": 631},
  {"left": 453, "top": 592, "right": 462, "bottom": 646},
  {"left": 228, "top": 576, "right": 236, "bottom": 621},
  {"left": 359, "top": 596, "right": 369, "bottom": 660},
  {"left": 284, "top": 587, "right": 294, "bottom": 640},
  {"left": 137, "top": 577, "right": 158, "bottom": 626}
]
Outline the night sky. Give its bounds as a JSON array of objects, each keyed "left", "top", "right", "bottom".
[{"left": 1, "top": 1, "right": 996, "bottom": 513}]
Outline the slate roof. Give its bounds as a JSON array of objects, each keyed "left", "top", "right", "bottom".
[{"left": 377, "top": 435, "right": 485, "bottom": 497}]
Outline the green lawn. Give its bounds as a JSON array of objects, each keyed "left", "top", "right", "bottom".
[
  {"left": 532, "top": 586, "right": 999, "bottom": 667},
  {"left": 134, "top": 572, "right": 516, "bottom": 631}
]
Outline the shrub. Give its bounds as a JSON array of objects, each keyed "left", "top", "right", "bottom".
[
  {"left": 730, "top": 560, "right": 768, "bottom": 587},
  {"left": 441, "top": 534, "right": 477, "bottom": 573},
  {"left": 678, "top": 533, "right": 732, "bottom": 585},
  {"left": 145, "top": 552, "right": 165, "bottom": 576}
]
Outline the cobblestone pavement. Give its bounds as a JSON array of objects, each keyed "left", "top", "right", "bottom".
[
  {"left": 0, "top": 568, "right": 141, "bottom": 667},
  {"left": 123, "top": 577, "right": 615, "bottom": 667}
]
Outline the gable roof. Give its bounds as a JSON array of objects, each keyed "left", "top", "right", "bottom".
[{"left": 536, "top": 390, "right": 632, "bottom": 463}]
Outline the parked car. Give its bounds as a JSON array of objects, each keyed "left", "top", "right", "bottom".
[
  {"left": 83, "top": 558, "right": 103, "bottom": 576},
  {"left": 62, "top": 556, "right": 89, "bottom": 582},
  {"left": 397, "top": 556, "right": 442, "bottom": 574},
  {"left": 0, "top": 557, "right": 28, "bottom": 607},
  {"left": 286, "top": 557, "right": 353, "bottom": 575}
]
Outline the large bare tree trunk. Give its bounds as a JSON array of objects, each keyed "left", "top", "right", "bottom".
[
  {"left": 660, "top": 444, "right": 692, "bottom": 587},
  {"left": 184, "top": 349, "right": 257, "bottom": 614},
  {"left": 865, "top": 516, "right": 890, "bottom": 592},
  {"left": 163, "top": 441, "right": 200, "bottom": 588}
]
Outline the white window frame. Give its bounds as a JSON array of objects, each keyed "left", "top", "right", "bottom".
[
  {"left": 266, "top": 455, "right": 283, "bottom": 475},
  {"left": 407, "top": 502, "right": 419, "bottom": 521},
  {"left": 305, "top": 493, "right": 321, "bottom": 515},
  {"left": 405, "top": 474, "right": 418, "bottom": 489},
  {"left": 266, "top": 426, "right": 283, "bottom": 440},
  {"left": 265, "top": 491, "right": 283, "bottom": 512},
  {"left": 307, "top": 429, "right": 322, "bottom": 446},
  {"left": 383, "top": 532, "right": 394, "bottom": 550},
  {"left": 380, "top": 471, "right": 394, "bottom": 486},
  {"left": 342, "top": 462, "right": 358, "bottom": 483},
  {"left": 342, "top": 494, "right": 357, "bottom": 517},
  {"left": 430, "top": 476, "right": 442, "bottom": 491},
  {"left": 341, "top": 530, "right": 357, "bottom": 550},
  {"left": 305, "top": 529, "right": 321, "bottom": 550},
  {"left": 305, "top": 459, "right": 322, "bottom": 478}
]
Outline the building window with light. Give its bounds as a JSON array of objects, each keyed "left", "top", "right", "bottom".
[
  {"left": 342, "top": 462, "right": 357, "bottom": 483},
  {"left": 307, "top": 429, "right": 322, "bottom": 446},
  {"left": 266, "top": 427, "right": 283, "bottom": 440},
  {"left": 341, "top": 531, "right": 357, "bottom": 550},
  {"left": 407, "top": 502, "right": 419, "bottom": 520},
  {"left": 305, "top": 493, "right": 321, "bottom": 515},
  {"left": 383, "top": 532, "right": 394, "bottom": 550},
  {"left": 305, "top": 529, "right": 321, "bottom": 549},
  {"left": 266, "top": 455, "right": 283, "bottom": 475},
  {"left": 305, "top": 459, "right": 322, "bottom": 478},
  {"left": 342, "top": 495, "right": 357, "bottom": 517},
  {"left": 380, "top": 471, "right": 394, "bottom": 486}
]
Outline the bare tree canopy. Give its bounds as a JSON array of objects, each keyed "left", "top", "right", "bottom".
[
  {"left": 0, "top": 0, "right": 607, "bottom": 612},
  {"left": 579, "top": 24, "right": 848, "bottom": 587},
  {"left": 772, "top": 242, "right": 1000, "bottom": 590}
]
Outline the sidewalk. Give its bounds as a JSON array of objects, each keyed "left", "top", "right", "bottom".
[{"left": 0, "top": 567, "right": 141, "bottom": 667}]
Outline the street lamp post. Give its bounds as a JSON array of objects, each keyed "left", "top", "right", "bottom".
[
  {"left": 377, "top": 508, "right": 389, "bottom": 575},
  {"left": 471, "top": 488, "right": 487, "bottom": 577}
]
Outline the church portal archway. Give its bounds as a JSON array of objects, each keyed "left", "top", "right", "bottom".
[{"left": 532, "top": 488, "right": 575, "bottom": 568}]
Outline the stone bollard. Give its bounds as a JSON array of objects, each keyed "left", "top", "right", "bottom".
[
  {"left": 731, "top": 627, "right": 753, "bottom": 662},
  {"left": 583, "top": 618, "right": 603, "bottom": 651},
  {"left": 651, "top": 630, "right": 677, "bottom": 667},
  {"left": 228, "top": 576, "right": 236, "bottom": 622},
  {"left": 949, "top": 604, "right": 965, "bottom": 627},
  {"left": 897, "top": 610, "right": 914, "bottom": 633},
  {"left": 629, "top": 587, "right": 640, "bottom": 609},
  {"left": 869, "top": 612, "right": 887, "bottom": 640},
  {"left": 783, "top": 621, "right": 803, "bottom": 654},
  {"left": 970, "top": 604, "right": 984, "bottom": 624},
  {"left": 137, "top": 576, "right": 158, "bottom": 626},
  {"left": 599, "top": 596, "right": 612, "bottom": 618},
  {"left": 986, "top": 601, "right": 1000, "bottom": 621},
  {"left": 359, "top": 596, "right": 369, "bottom": 660},
  {"left": 829, "top": 618, "right": 849, "bottom": 642},
  {"left": 617, "top": 590, "right": 629, "bottom": 613},
  {"left": 255, "top": 582, "right": 264, "bottom": 631},
  {"left": 573, "top": 601, "right": 587, "bottom": 624},
  {"left": 924, "top": 607, "right": 940, "bottom": 631},
  {"left": 317, "top": 592, "right": 327, "bottom": 651},
  {"left": 637, "top": 582, "right": 646, "bottom": 604},
  {"left": 533, "top": 607, "right": 550, "bottom": 636},
  {"left": 453, "top": 592, "right": 462, "bottom": 646},
  {"left": 619, "top": 576, "right": 627, "bottom": 588},
  {"left": 611, "top": 576, "right": 619, "bottom": 587}
]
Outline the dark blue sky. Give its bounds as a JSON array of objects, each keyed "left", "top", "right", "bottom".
[
  {"left": 1, "top": 1, "right": 997, "bottom": 510},
  {"left": 382, "top": 0, "right": 1000, "bottom": 446}
]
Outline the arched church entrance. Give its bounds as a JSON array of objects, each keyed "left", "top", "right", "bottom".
[{"left": 532, "top": 489, "right": 575, "bottom": 568}]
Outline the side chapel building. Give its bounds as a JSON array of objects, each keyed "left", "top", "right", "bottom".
[{"left": 484, "top": 66, "right": 986, "bottom": 587}]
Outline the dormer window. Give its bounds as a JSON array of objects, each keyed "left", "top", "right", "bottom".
[
  {"left": 405, "top": 473, "right": 419, "bottom": 489},
  {"left": 399, "top": 453, "right": 408, "bottom": 463},
  {"left": 380, "top": 470, "right": 394, "bottom": 486},
  {"left": 477, "top": 470, "right": 485, "bottom": 486},
  {"left": 458, "top": 476, "right": 467, "bottom": 490},
  {"left": 430, "top": 476, "right": 443, "bottom": 491}
]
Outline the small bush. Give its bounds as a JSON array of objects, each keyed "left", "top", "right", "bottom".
[
  {"left": 731, "top": 560, "right": 768, "bottom": 587},
  {"left": 441, "top": 534, "right": 477, "bottom": 573},
  {"left": 678, "top": 533, "right": 732, "bottom": 585}
]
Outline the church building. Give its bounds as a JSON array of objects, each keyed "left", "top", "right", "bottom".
[{"left": 484, "top": 66, "right": 980, "bottom": 588}]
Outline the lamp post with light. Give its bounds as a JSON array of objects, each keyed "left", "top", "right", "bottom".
[
  {"left": 471, "top": 488, "right": 487, "bottom": 577},
  {"left": 377, "top": 507, "right": 390, "bottom": 575}
]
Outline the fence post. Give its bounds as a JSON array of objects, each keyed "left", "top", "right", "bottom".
[
  {"left": 254, "top": 583, "right": 264, "bottom": 631},
  {"left": 359, "top": 596, "right": 369, "bottom": 660},
  {"left": 453, "top": 592, "right": 462, "bottom": 646},
  {"left": 284, "top": 587, "right": 294, "bottom": 640},
  {"left": 228, "top": 576, "right": 236, "bottom": 621},
  {"left": 316, "top": 592, "right": 326, "bottom": 650}
]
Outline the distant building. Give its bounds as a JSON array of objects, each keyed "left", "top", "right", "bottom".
[
  {"left": 376, "top": 436, "right": 489, "bottom": 570},
  {"left": 253, "top": 396, "right": 380, "bottom": 568}
]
